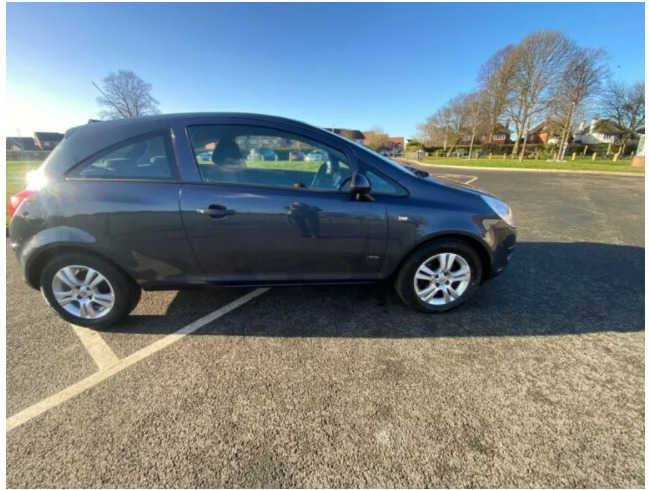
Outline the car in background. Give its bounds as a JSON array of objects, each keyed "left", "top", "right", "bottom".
[
  {"left": 198, "top": 151, "right": 212, "bottom": 161},
  {"left": 247, "top": 147, "right": 278, "bottom": 161},
  {"left": 305, "top": 149, "right": 329, "bottom": 162},
  {"left": 289, "top": 150, "right": 305, "bottom": 161},
  {"left": 8, "top": 112, "right": 515, "bottom": 328}
]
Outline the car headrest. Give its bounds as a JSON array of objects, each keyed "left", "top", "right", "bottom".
[
  {"left": 211, "top": 140, "right": 243, "bottom": 167},
  {"left": 105, "top": 158, "right": 134, "bottom": 173}
]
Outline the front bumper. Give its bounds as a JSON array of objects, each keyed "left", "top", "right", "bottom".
[{"left": 489, "top": 222, "right": 516, "bottom": 279}]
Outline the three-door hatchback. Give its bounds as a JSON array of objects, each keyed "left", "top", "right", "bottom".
[{"left": 9, "top": 113, "right": 516, "bottom": 328}]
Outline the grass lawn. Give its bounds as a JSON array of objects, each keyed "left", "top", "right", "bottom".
[
  {"left": 198, "top": 159, "right": 322, "bottom": 171},
  {"left": 414, "top": 156, "right": 644, "bottom": 173},
  {"left": 6, "top": 160, "right": 42, "bottom": 222}
]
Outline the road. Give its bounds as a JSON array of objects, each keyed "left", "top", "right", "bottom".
[{"left": 6, "top": 167, "right": 645, "bottom": 487}]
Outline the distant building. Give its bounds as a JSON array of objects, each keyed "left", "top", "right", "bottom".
[
  {"left": 572, "top": 118, "right": 625, "bottom": 144},
  {"left": 488, "top": 123, "right": 513, "bottom": 145},
  {"left": 34, "top": 132, "right": 64, "bottom": 150},
  {"left": 461, "top": 123, "right": 512, "bottom": 145},
  {"left": 526, "top": 120, "right": 565, "bottom": 145},
  {"left": 6, "top": 136, "right": 37, "bottom": 151},
  {"left": 387, "top": 137, "right": 405, "bottom": 151},
  {"left": 326, "top": 128, "right": 366, "bottom": 145}
]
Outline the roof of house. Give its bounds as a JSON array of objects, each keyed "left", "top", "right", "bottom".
[
  {"left": 328, "top": 128, "right": 366, "bottom": 140},
  {"left": 34, "top": 132, "right": 65, "bottom": 143},
  {"left": 493, "top": 123, "right": 511, "bottom": 134},
  {"left": 528, "top": 120, "right": 560, "bottom": 134},
  {"left": 6, "top": 136, "right": 37, "bottom": 151},
  {"left": 573, "top": 119, "right": 626, "bottom": 136}
]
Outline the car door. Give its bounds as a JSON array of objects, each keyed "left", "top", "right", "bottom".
[{"left": 179, "top": 123, "right": 387, "bottom": 283}]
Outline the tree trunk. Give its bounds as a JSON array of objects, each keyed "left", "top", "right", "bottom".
[
  {"left": 512, "top": 129, "right": 521, "bottom": 157},
  {"left": 468, "top": 131, "right": 476, "bottom": 160},
  {"left": 519, "top": 115, "right": 531, "bottom": 162}
]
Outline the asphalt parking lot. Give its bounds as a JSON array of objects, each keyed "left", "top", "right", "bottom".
[{"left": 6, "top": 167, "right": 645, "bottom": 488}]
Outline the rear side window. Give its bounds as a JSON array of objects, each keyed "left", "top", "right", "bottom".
[{"left": 69, "top": 133, "right": 177, "bottom": 181}]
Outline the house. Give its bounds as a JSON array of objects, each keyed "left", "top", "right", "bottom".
[
  {"left": 387, "top": 137, "right": 405, "bottom": 151},
  {"left": 34, "top": 132, "right": 64, "bottom": 150},
  {"left": 461, "top": 123, "right": 512, "bottom": 145},
  {"left": 326, "top": 128, "right": 366, "bottom": 145},
  {"left": 526, "top": 120, "right": 565, "bottom": 145},
  {"left": 6, "top": 136, "right": 37, "bottom": 151},
  {"left": 572, "top": 118, "right": 625, "bottom": 144},
  {"left": 480, "top": 123, "right": 512, "bottom": 145}
]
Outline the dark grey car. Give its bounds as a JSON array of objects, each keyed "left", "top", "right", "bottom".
[{"left": 9, "top": 113, "right": 516, "bottom": 328}]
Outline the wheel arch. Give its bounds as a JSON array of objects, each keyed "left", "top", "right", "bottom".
[
  {"left": 26, "top": 244, "right": 138, "bottom": 290},
  {"left": 390, "top": 232, "right": 492, "bottom": 282}
]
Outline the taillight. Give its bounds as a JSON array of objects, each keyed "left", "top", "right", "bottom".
[{"left": 8, "top": 190, "right": 36, "bottom": 220}]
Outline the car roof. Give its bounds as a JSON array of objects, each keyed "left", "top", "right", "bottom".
[{"left": 65, "top": 112, "right": 314, "bottom": 138}]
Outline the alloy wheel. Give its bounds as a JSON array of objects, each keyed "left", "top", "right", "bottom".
[
  {"left": 51, "top": 265, "right": 116, "bottom": 319},
  {"left": 413, "top": 253, "right": 472, "bottom": 305}
]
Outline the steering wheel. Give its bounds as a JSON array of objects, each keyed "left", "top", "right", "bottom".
[
  {"left": 337, "top": 175, "right": 352, "bottom": 191},
  {"left": 310, "top": 162, "right": 328, "bottom": 189}
]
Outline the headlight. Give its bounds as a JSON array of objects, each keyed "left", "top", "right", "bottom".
[{"left": 482, "top": 195, "right": 515, "bottom": 227}]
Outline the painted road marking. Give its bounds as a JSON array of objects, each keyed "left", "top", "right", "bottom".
[
  {"left": 70, "top": 324, "right": 119, "bottom": 371},
  {"left": 6, "top": 287, "right": 270, "bottom": 432},
  {"left": 439, "top": 174, "right": 479, "bottom": 185}
]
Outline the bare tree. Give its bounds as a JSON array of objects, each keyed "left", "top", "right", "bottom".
[
  {"left": 418, "top": 94, "right": 482, "bottom": 156},
  {"left": 364, "top": 127, "right": 391, "bottom": 151},
  {"left": 417, "top": 107, "right": 452, "bottom": 148},
  {"left": 439, "top": 94, "right": 473, "bottom": 156},
  {"left": 96, "top": 70, "right": 160, "bottom": 119},
  {"left": 416, "top": 117, "right": 438, "bottom": 147},
  {"left": 601, "top": 81, "right": 645, "bottom": 149},
  {"left": 465, "top": 92, "right": 486, "bottom": 159},
  {"left": 506, "top": 31, "right": 574, "bottom": 160},
  {"left": 551, "top": 47, "right": 608, "bottom": 160},
  {"left": 477, "top": 45, "right": 516, "bottom": 145}
]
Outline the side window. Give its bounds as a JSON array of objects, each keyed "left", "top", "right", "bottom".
[
  {"left": 363, "top": 167, "right": 408, "bottom": 197},
  {"left": 69, "top": 134, "right": 176, "bottom": 180},
  {"left": 187, "top": 125, "right": 352, "bottom": 192}
]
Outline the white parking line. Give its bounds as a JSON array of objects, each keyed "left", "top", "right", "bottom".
[
  {"left": 439, "top": 174, "right": 479, "bottom": 185},
  {"left": 6, "top": 287, "right": 270, "bottom": 432},
  {"left": 70, "top": 324, "right": 119, "bottom": 371}
]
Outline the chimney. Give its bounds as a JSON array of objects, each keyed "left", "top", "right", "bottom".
[
  {"left": 578, "top": 120, "right": 586, "bottom": 131},
  {"left": 590, "top": 116, "right": 599, "bottom": 132}
]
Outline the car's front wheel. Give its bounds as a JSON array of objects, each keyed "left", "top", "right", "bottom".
[
  {"left": 395, "top": 239, "right": 483, "bottom": 312},
  {"left": 40, "top": 253, "right": 141, "bottom": 328}
]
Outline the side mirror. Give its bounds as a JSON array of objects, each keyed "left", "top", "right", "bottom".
[{"left": 350, "top": 172, "right": 373, "bottom": 201}]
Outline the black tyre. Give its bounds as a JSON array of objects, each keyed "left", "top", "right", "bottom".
[
  {"left": 395, "top": 239, "right": 483, "bottom": 313},
  {"left": 40, "top": 252, "right": 141, "bottom": 328}
]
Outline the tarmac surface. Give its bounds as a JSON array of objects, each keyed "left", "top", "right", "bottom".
[{"left": 6, "top": 166, "right": 645, "bottom": 487}]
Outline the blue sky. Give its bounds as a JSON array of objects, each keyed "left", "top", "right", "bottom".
[{"left": 6, "top": 2, "right": 645, "bottom": 137}]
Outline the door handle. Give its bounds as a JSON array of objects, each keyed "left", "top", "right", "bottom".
[{"left": 196, "top": 204, "right": 234, "bottom": 218}]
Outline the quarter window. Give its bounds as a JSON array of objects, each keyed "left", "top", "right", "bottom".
[
  {"left": 70, "top": 134, "right": 176, "bottom": 180},
  {"left": 187, "top": 125, "right": 352, "bottom": 192}
]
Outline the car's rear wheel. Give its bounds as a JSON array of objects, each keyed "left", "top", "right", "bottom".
[
  {"left": 40, "top": 253, "right": 140, "bottom": 328},
  {"left": 395, "top": 239, "right": 483, "bottom": 312}
]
